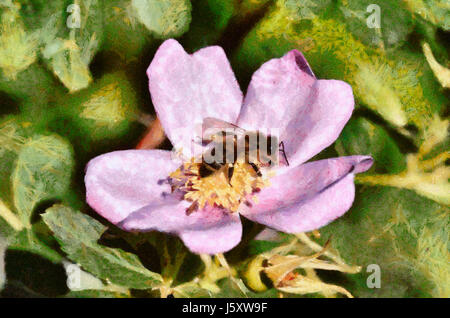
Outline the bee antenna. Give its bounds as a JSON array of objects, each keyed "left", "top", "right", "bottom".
[{"left": 279, "top": 141, "right": 289, "bottom": 166}]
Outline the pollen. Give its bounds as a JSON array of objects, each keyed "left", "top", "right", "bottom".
[{"left": 169, "top": 160, "right": 269, "bottom": 213}]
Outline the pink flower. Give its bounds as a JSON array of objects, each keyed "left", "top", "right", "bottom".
[{"left": 85, "top": 39, "right": 373, "bottom": 254}]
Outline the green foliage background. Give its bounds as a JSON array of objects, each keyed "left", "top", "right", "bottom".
[{"left": 0, "top": 0, "right": 448, "bottom": 298}]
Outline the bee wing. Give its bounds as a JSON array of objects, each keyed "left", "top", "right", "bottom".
[{"left": 202, "top": 117, "right": 247, "bottom": 141}]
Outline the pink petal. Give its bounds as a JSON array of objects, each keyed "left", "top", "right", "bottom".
[
  {"left": 293, "top": 50, "right": 315, "bottom": 78},
  {"left": 238, "top": 50, "right": 354, "bottom": 166},
  {"left": 254, "top": 228, "right": 282, "bottom": 242},
  {"left": 282, "top": 80, "right": 355, "bottom": 166},
  {"left": 237, "top": 50, "right": 315, "bottom": 132},
  {"left": 240, "top": 156, "right": 373, "bottom": 233},
  {"left": 85, "top": 150, "right": 181, "bottom": 224},
  {"left": 148, "top": 39, "right": 243, "bottom": 156},
  {"left": 119, "top": 202, "right": 242, "bottom": 254}
]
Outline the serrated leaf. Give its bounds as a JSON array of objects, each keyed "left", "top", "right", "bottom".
[
  {"left": 287, "top": 0, "right": 333, "bottom": 18},
  {"left": 42, "top": 205, "right": 163, "bottom": 289},
  {"left": 8, "top": 228, "right": 62, "bottom": 263},
  {"left": 235, "top": 2, "right": 443, "bottom": 131},
  {"left": 101, "top": 0, "right": 152, "bottom": 62},
  {"left": 0, "top": 4, "right": 39, "bottom": 80},
  {"left": 131, "top": 0, "right": 192, "bottom": 38},
  {"left": 404, "top": 0, "right": 450, "bottom": 30},
  {"left": 51, "top": 72, "right": 140, "bottom": 153},
  {"left": 319, "top": 186, "right": 449, "bottom": 297},
  {"left": 40, "top": 0, "right": 103, "bottom": 92},
  {"left": 19, "top": 0, "right": 66, "bottom": 30},
  {"left": 0, "top": 118, "right": 26, "bottom": 154},
  {"left": 173, "top": 281, "right": 213, "bottom": 298},
  {"left": 74, "top": 72, "right": 138, "bottom": 141},
  {"left": 12, "top": 134, "right": 74, "bottom": 227},
  {"left": 336, "top": 117, "right": 406, "bottom": 174},
  {"left": 0, "top": 118, "right": 27, "bottom": 215}
]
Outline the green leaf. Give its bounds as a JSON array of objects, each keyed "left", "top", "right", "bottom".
[
  {"left": 0, "top": 65, "right": 60, "bottom": 123},
  {"left": 404, "top": 0, "right": 450, "bottom": 30},
  {"left": 65, "top": 289, "right": 130, "bottom": 298},
  {"left": 0, "top": 3, "right": 39, "bottom": 80},
  {"left": 385, "top": 49, "right": 446, "bottom": 130},
  {"left": 173, "top": 281, "right": 213, "bottom": 298},
  {"left": 248, "top": 239, "right": 287, "bottom": 256},
  {"left": 183, "top": 0, "right": 235, "bottom": 52},
  {"left": 0, "top": 117, "right": 26, "bottom": 154},
  {"left": 216, "top": 278, "right": 279, "bottom": 298},
  {"left": 336, "top": 117, "right": 406, "bottom": 174},
  {"left": 319, "top": 186, "right": 449, "bottom": 297},
  {"left": 248, "top": 240, "right": 280, "bottom": 256},
  {"left": 235, "top": 2, "right": 443, "bottom": 131},
  {"left": 51, "top": 72, "right": 140, "bottom": 153},
  {"left": 72, "top": 72, "right": 139, "bottom": 142},
  {"left": 8, "top": 228, "right": 62, "bottom": 263},
  {"left": 0, "top": 217, "right": 15, "bottom": 239},
  {"left": 102, "top": 0, "right": 152, "bottom": 62},
  {"left": 19, "top": 0, "right": 66, "bottom": 30},
  {"left": 0, "top": 118, "right": 27, "bottom": 211},
  {"left": 12, "top": 134, "right": 74, "bottom": 227},
  {"left": 131, "top": 0, "right": 192, "bottom": 38},
  {"left": 39, "top": 0, "right": 104, "bottom": 92},
  {"left": 42, "top": 205, "right": 163, "bottom": 289}
]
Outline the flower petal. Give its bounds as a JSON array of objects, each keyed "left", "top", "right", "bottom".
[
  {"left": 240, "top": 156, "right": 373, "bottom": 233},
  {"left": 85, "top": 150, "right": 181, "bottom": 224},
  {"left": 238, "top": 50, "right": 354, "bottom": 166},
  {"left": 119, "top": 202, "right": 242, "bottom": 254},
  {"left": 148, "top": 39, "right": 243, "bottom": 155},
  {"left": 237, "top": 50, "right": 316, "bottom": 133},
  {"left": 282, "top": 80, "right": 355, "bottom": 166},
  {"left": 294, "top": 50, "right": 315, "bottom": 78}
]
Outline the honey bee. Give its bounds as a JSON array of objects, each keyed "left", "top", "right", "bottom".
[{"left": 198, "top": 117, "right": 289, "bottom": 183}]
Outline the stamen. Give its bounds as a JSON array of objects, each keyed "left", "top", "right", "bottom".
[{"left": 169, "top": 159, "right": 269, "bottom": 213}]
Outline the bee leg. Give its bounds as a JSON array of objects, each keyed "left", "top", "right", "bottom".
[
  {"left": 279, "top": 141, "right": 289, "bottom": 166},
  {"left": 157, "top": 178, "right": 170, "bottom": 185},
  {"left": 250, "top": 162, "right": 262, "bottom": 177},
  {"left": 227, "top": 164, "right": 234, "bottom": 186},
  {"left": 185, "top": 202, "right": 198, "bottom": 215},
  {"left": 192, "top": 136, "right": 210, "bottom": 146}
]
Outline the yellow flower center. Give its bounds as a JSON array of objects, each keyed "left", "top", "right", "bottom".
[{"left": 169, "top": 160, "right": 269, "bottom": 213}]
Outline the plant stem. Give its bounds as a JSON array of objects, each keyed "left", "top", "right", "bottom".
[{"left": 0, "top": 199, "right": 23, "bottom": 231}]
